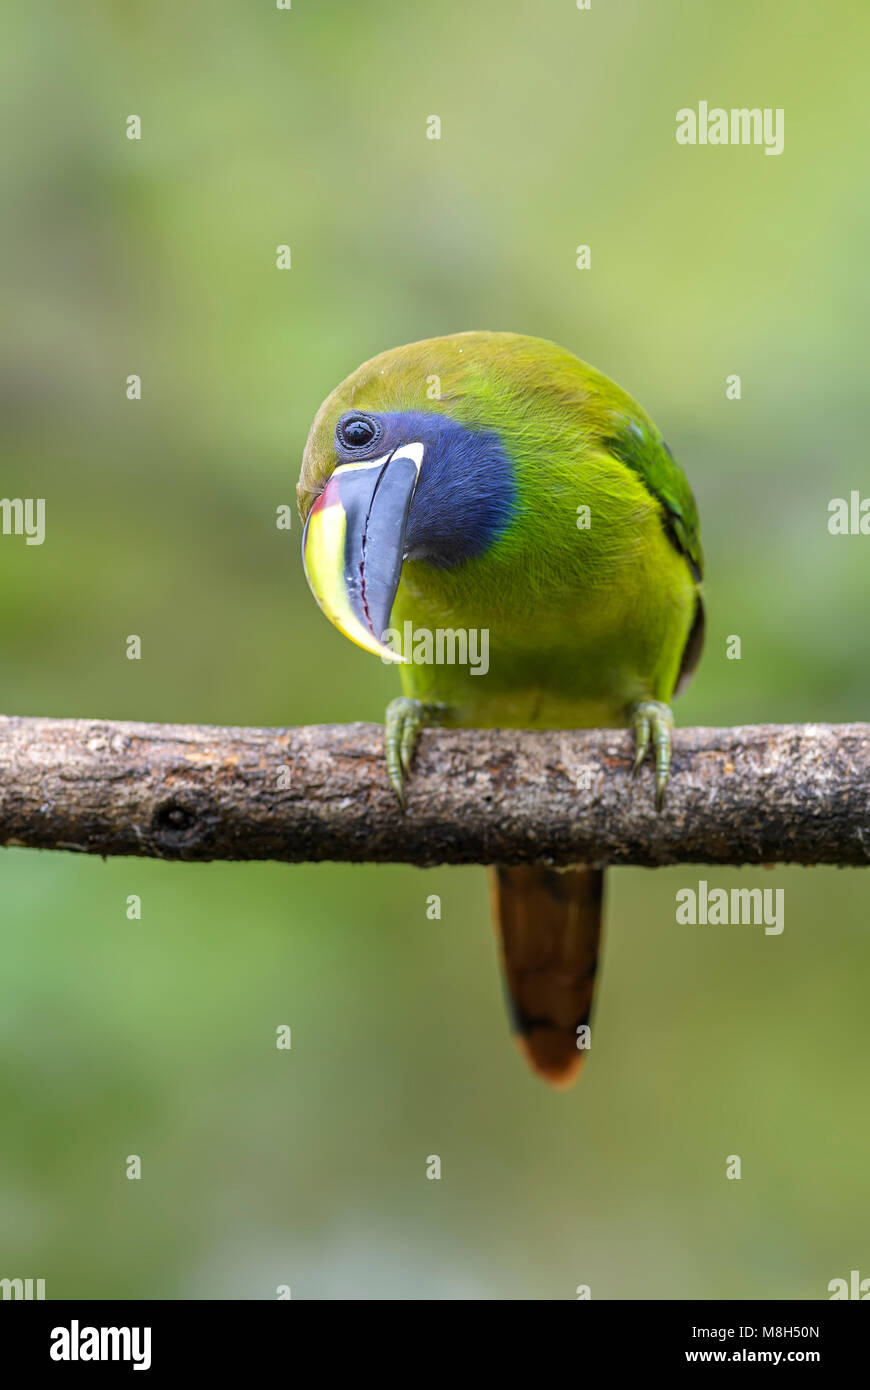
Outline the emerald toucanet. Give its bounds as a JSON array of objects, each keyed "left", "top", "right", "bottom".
[{"left": 298, "top": 331, "right": 704, "bottom": 1087}]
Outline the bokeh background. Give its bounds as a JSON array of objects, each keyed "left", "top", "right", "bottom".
[{"left": 2, "top": 0, "right": 868, "bottom": 1299}]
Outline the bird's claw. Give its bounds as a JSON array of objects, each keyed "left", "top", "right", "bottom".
[
  {"left": 629, "top": 699, "right": 674, "bottom": 811},
  {"left": 384, "top": 698, "right": 448, "bottom": 809}
]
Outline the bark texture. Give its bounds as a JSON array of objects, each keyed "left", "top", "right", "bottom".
[{"left": 0, "top": 715, "right": 867, "bottom": 867}]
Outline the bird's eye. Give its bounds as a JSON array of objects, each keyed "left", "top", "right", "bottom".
[{"left": 337, "top": 413, "right": 379, "bottom": 450}]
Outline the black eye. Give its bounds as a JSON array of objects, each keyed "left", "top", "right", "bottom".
[{"left": 337, "top": 413, "right": 379, "bottom": 450}]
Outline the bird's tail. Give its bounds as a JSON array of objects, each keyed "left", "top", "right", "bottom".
[{"left": 488, "top": 864, "right": 605, "bottom": 1088}]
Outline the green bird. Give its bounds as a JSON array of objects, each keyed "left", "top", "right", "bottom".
[{"left": 298, "top": 331, "right": 703, "bottom": 1087}]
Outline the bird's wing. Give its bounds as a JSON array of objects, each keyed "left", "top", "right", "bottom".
[
  {"left": 602, "top": 411, "right": 703, "bottom": 580},
  {"left": 602, "top": 410, "right": 704, "bottom": 691}
]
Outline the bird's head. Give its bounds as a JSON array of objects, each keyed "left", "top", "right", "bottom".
[{"left": 297, "top": 334, "right": 518, "bottom": 660}]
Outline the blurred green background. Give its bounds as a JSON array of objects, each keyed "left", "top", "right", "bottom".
[{"left": 2, "top": 0, "right": 868, "bottom": 1300}]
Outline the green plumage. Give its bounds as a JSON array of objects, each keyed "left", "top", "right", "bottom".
[{"left": 300, "top": 330, "right": 703, "bottom": 730}]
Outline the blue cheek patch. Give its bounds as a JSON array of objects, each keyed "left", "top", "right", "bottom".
[{"left": 371, "top": 410, "right": 516, "bottom": 568}]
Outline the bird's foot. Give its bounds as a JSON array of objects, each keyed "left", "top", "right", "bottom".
[
  {"left": 629, "top": 699, "right": 674, "bottom": 811},
  {"left": 384, "top": 698, "right": 449, "bottom": 809}
]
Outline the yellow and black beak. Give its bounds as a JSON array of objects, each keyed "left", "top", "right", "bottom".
[{"left": 301, "top": 443, "right": 423, "bottom": 660}]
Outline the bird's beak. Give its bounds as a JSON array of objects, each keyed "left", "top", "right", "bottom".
[{"left": 301, "top": 443, "right": 424, "bottom": 660}]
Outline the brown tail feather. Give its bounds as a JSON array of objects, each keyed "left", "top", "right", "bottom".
[{"left": 488, "top": 864, "right": 605, "bottom": 1088}]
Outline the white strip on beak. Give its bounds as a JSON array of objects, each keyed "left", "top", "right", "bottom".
[{"left": 333, "top": 441, "right": 424, "bottom": 479}]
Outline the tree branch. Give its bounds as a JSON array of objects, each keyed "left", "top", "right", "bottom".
[{"left": 0, "top": 715, "right": 867, "bottom": 868}]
